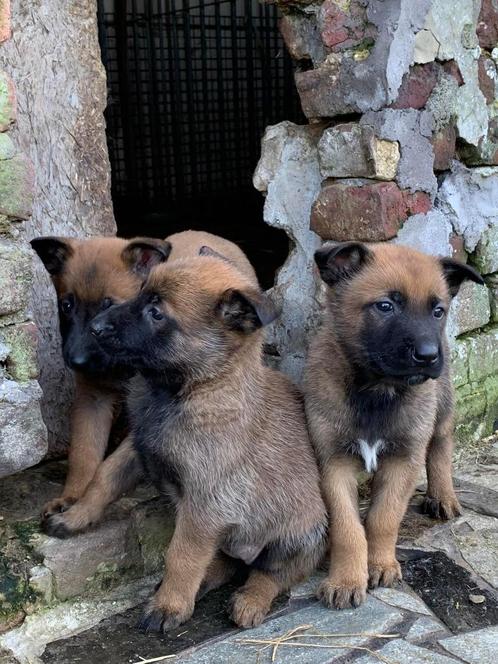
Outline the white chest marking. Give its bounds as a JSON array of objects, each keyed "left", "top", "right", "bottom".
[{"left": 358, "top": 439, "right": 385, "bottom": 473}]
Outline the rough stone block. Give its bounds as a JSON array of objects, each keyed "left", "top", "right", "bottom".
[
  {"left": 394, "top": 210, "right": 453, "bottom": 257},
  {"left": 0, "top": 152, "right": 34, "bottom": 219},
  {"left": 467, "top": 325, "right": 498, "bottom": 383},
  {"left": 451, "top": 339, "right": 469, "bottom": 388},
  {"left": 318, "top": 123, "right": 399, "bottom": 180},
  {"left": 477, "top": 54, "right": 496, "bottom": 105},
  {"left": 477, "top": 0, "right": 498, "bottom": 50},
  {"left": 361, "top": 109, "right": 437, "bottom": 196},
  {"left": 0, "top": 0, "right": 10, "bottom": 43},
  {"left": 0, "top": 70, "right": 14, "bottom": 131},
  {"left": 130, "top": 497, "right": 175, "bottom": 575},
  {"left": 295, "top": 61, "right": 352, "bottom": 119},
  {"left": 279, "top": 13, "right": 325, "bottom": 65},
  {"left": 391, "top": 62, "right": 439, "bottom": 109},
  {"left": 0, "top": 322, "right": 39, "bottom": 382},
  {"left": 0, "top": 241, "right": 33, "bottom": 317},
  {"left": 472, "top": 223, "right": 498, "bottom": 274},
  {"left": 432, "top": 125, "right": 456, "bottom": 171},
  {"left": 311, "top": 179, "right": 409, "bottom": 241},
  {"left": 487, "top": 273, "right": 498, "bottom": 322},
  {"left": 0, "top": 380, "right": 46, "bottom": 478},
  {"left": 446, "top": 280, "right": 491, "bottom": 339}
]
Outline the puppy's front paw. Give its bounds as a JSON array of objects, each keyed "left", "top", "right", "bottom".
[
  {"left": 41, "top": 496, "right": 77, "bottom": 520},
  {"left": 368, "top": 559, "right": 402, "bottom": 589},
  {"left": 229, "top": 590, "right": 271, "bottom": 628},
  {"left": 138, "top": 593, "right": 194, "bottom": 633},
  {"left": 41, "top": 504, "right": 93, "bottom": 539},
  {"left": 421, "top": 495, "right": 462, "bottom": 520},
  {"left": 317, "top": 575, "right": 367, "bottom": 609}
]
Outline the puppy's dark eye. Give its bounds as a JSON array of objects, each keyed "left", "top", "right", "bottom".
[
  {"left": 149, "top": 306, "right": 164, "bottom": 321},
  {"left": 433, "top": 306, "right": 445, "bottom": 319},
  {"left": 101, "top": 297, "right": 114, "bottom": 310},
  {"left": 61, "top": 296, "right": 74, "bottom": 315},
  {"left": 375, "top": 301, "right": 394, "bottom": 313}
]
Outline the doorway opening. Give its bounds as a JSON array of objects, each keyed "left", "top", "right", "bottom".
[{"left": 97, "top": 0, "right": 305, "bottom": 288}]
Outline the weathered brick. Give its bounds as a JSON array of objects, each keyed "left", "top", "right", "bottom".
[
  {"left": 0, "top": 0, "right": 10, "bottom": 43},
  {"left": 318, "top": 123, "right": 399, "bottom": 180},
  {"left": 477, "top": 0, "right": 498, "bottom": 50},
  {"left": 478, "top": 54, "right": 496, "bottom": 105},
  {"left": 442, "top": 60, "right": 464, "bottom": 87},
  {"left": 472, "top": 223, "right": 498, "bottom": 275},
  {"left": 279, "top": 13, "right": 325, "bottom": 64},
  {"left": 310, "top": 180, "right": 408, "bottom": 241},
  {"left": 0, "top": 70, "right": 14, "bottom": 131},
  {"left": 0, "top": 153, "right": 34, "bottom": 219},
  {"left": 446, "top": 280, "right": 491, "bottom": 339},
  {"left": 432, "top": 125, "right": 456, "bottom": 171},
  {"left": 295, "top": 62, "right": 352, "bottom": 119},
  {"left": 449, "top": 234, "right": 467, "bottom": 262},
  {"left": 403, "top": 190, "right": 431, "bottom": 216},
  {"left": 467, "top": 325, "right": 498, "bottom": 383},
  {"left": 0, "top": 322, "right": 39, "bottom": 382},
  {"left": 391, "top": 63, "right": 439, "bottom": 110}
]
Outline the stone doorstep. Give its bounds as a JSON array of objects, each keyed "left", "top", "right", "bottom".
[{"left": 0, "top": 460, "right": 174, "bottom": 627}]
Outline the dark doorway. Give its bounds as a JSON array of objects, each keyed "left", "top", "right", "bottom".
[{"left": 97, "top": 0, "right": 305, "bottom": 288}]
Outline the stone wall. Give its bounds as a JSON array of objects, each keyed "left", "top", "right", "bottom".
[
  {"left": 0, "top": 0, "right": 115, "bottom": 458},
  {"left": 258, "top": 0, "right": 498, "bottom": 445},
  {"left": 0, "top": 0, "right": 46, "bottom": 477}
]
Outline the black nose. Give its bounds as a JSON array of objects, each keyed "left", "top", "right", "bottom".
[
  {"left": 69, "top": 354, "right": 89, "bottom": 369},
  {"left": 412, "top": 342, "right": 439, "bottom": 365},
  {"left": 91, "top": 320, "right": 115, "bottom": 338}
]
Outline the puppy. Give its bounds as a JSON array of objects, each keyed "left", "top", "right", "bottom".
[
  {"left": 80, "top": 254, "right": 327, "bottom": 630},
  {"left": 304, "top": 241, "right": 483, "bottom": 610},
  {"left": 31, "top": 230, "right": 255, "bottom": 524}
]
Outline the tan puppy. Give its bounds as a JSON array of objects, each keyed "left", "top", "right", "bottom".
[
  {"left": 57, "top": 254, "right": 328, "bottom": 631},
  {"left": 305, "top": 241, "right": 483, "bottom": 609},
  {"left": 31, "top": 230, "right": 255, "bottom": 525}
]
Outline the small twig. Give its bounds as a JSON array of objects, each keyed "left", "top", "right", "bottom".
[
  {"left": 238, "top": 639, "right": 396, "bottom": 663},
  {"left": 270, "top": 624, "right": 312, "bottom": 661},
  {"left": 132, "top": 654, "right": 175, "bottom": 664}
]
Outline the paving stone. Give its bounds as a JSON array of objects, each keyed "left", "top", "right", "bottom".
[
  {"left": 405, "top": 616, "right": 448, "bottom": 643},
  {"left": 439, "top": 625, "right": 498, "bottom": 664},
  {"left": 178, "top": 597, "right": 403, "bottom": 663},
  {"left": 290, "top": 570, "right": 326, "bottom": 598},
  {"left": 452, "top": 477, "right": 498, "bottom": 518},
  {"left": 0, "top": 576, "right": 157, "bottom": 664},
  {"left": 370, "top": 586, "right": 433, "bottom": 616},
  {"left": 414, "top": 514, "right": 498, "bottom": 590},
  {"left": 356, "top": 638, "right": 460, "bottom": 663}
]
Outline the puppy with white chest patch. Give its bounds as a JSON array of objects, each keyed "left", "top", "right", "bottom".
[{"left": 304, "top": 241, "right": 484, "bottom": 610}]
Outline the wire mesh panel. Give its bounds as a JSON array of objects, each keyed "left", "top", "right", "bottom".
[{"left": 97, "top": 0, "right": 303, "bottom": 225}]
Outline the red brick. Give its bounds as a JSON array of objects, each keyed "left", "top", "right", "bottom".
[
  {"left": 310, "top": 180, "right": 408, "bottom": 242},
  {"left": 391, "top": 63, "right": 439, "bottom": 110},
  {"left": 477, "top": 0, "right": 498, "bottom": 50},
  {"left": 478, "top": 55, "right": 496, "bottom": 105},
  {"left": 318, "top": 0, "right": 373, "bottom": 52},
  {"left": 404, "top": 191, "right": 432, "bottom": 216},
  {"left": 432, "top": 125, "right": 456, "bottom": 171},
  {"left": 442, "top": 60, "right": 464, "bottom": 86}
]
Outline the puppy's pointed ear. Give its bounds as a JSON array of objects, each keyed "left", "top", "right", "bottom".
[
  {"left": 440, "top": 257, "right": 484, "bottom": 297},
  {"left": 122, "top": 238, "right": 172, "bottom": 276},
  {"left": 314, "top": 241, "right": 372, "bottom": 286},
  {"left": 217, "top": 289, "right": 280, "bottom": 333},
  {"left": 30, "top": 237, "right": 74, "bottom": 276}
]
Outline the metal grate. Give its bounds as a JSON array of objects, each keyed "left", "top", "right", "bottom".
[{"left": 97, "top": 0, "right": 304, "bottom": 221}]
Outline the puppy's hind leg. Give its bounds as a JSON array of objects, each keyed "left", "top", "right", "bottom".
[{"left": 229, "top": 522, "right": 326, "bottom": 628}]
